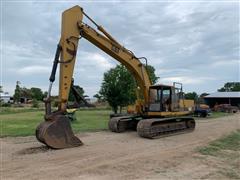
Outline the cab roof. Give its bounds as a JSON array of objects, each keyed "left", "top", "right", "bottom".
[{"left": 150, "top": 84, "right": 174, "bottom": 88}]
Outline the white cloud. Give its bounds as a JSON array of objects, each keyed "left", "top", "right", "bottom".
[
  {"left": 155, "top": 68, "right": 192, "bottom": 76},
  {"left": 164, "top": 2, "right": 199, "bottom": 23},
  {"left": 89, "top": 53, "right": 114, "bottom": 70},
  {"left": 1, "top": 1, "right": 238, "bottom": 97},
  {"left": 3, "top": 40, "right": 51, "bottom": 64},
  {"left": 17, "top": 65, "right": 50, "bottom": 75},
  {"left": 210, "top": 59, "right": 239, "bottom": 67},
  {"left": 176, "top": 42, "right": 202, "bottom": 55},
  {"left": 74, "top": 51, "right": 115, "bottom": 74},
  {"left": 160, "top": 76, "right": 215, "bottom": 85}
]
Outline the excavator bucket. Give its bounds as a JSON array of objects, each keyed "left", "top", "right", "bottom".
[{"left": 36, "top": 115, "right": 83, "bottom": 149}]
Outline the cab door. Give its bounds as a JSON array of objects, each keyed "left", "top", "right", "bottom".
[
  {"left": 148, "top": 88, "right": 161, "bottom": 111},
  {"left": 148, "top": 86, "right": 172, "bottom": 112}
]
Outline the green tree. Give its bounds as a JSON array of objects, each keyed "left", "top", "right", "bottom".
[
  {"left": 0, "top": 86, "right": 3, "bottom": 104},
  {"left": 68, "top": 85, "right": 84, "bottom": 102},
  {"left": 218, "top": 82, "right": 240, "bottom": 92},
  {"left": 99, "top": 64, "right": 158, "bottom": 113},
  {"left": 185, "top": 92, "right": 198, "bottom": 101},
  {"left": 13, "top": 81, "right": 21, "bottom": 103},
  {"left": 145, "top": 65, "right": 159, "bottom": 84},
  {"left": 100, "top": 65, "right": 135, "bottom": 113},
  {"left": 94, "top": 93, "right": 104, "bottom": 103},
  {"left": 20, "top": 87, "right": 32, "bottom": 99},
  {"left": 32, "top": 98, "right": 39, "bottom": 108},
  {"left": 30, "top": 87, "right": 44, "bottom": 101},
  {"left": 43, "top": 91, "right": 48, "bottom": 98}
]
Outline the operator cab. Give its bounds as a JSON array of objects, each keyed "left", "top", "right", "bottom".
[{"left": 148, "top": 83, "right": 183, "bottom": 112}]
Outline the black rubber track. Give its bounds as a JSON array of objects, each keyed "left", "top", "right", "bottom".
[{"left": 137, "top": 117, "right": 195, "bottom": 138}]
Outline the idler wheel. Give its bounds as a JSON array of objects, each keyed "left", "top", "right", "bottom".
[{"left": 186, "top": 119, "right": 196, "bottom": 129}]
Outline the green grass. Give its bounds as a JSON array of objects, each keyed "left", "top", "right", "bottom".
[
  {"left": 198, "top": 130, "right": 240, "bottom": 179},
  {"left": 0, "top": 106, "right": 235, "bottom": 137},
  {"left": 0, "top": 107, "right": 42, "bottom": 115},
  {"left": 209, "top": 111, "right": 232, "bottom": 119},
  {"left": 195, "top": 111, "right": 231, "bottom": 120},
  {"left": 72, "top": 110, "right": 111, "bottom": 132},
  {"left": 198, "top": 130, "right": 240, "bottom": 156},
  {"left": 0, "top": 109, "right": 111, "bottom": 137},
  {"left": 0, "top": 111, "right": 44, "bottom": 137}
]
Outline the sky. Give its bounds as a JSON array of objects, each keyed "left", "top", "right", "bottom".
[{"left": 0, "top": 0, "right": 239, "bottom": 97}]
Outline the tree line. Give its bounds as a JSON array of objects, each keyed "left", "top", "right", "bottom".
[
  {"left": 1, "top": 67, "right": 239, "bottom": 111},
  {"left": 12, "top": 81, "right": 85, "bottom": 104},
  {"left": 13, "top": 81, "right": 46, "bottom": 103}
]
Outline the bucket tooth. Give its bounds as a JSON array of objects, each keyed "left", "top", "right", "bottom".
[{"left": 36, "top": 115, "right": 83, "bottom": 149}]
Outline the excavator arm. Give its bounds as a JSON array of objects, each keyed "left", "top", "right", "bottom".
[
  {"left": 36, "top": 5, "right": 152, "bottom": 149},
  {"left": 57, "top": 6, "right": 151, "bottom": 112}
]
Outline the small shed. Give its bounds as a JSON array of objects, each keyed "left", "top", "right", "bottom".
[{"left": 204, "top": 92, "right": 240, "bottom": 108}]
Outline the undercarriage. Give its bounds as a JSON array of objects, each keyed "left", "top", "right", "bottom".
[{"left": 109, "top": 115, "right": 195, "bottom": 138}]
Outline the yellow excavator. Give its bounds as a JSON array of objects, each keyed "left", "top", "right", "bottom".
[{"left": 36, "top": 5, "right": 196, "bottom": 149}]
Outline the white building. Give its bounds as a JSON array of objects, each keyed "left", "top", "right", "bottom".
[{"left": 0, "top": 92, "right": 13, "bottom": 103}]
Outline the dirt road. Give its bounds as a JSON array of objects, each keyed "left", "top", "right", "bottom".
[{"left": 1, "top": 114, "right": 239, "bottom": 180}]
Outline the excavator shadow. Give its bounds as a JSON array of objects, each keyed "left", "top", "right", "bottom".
[{"left": 16, "top": 146, "right": 52, "bottom": 155}]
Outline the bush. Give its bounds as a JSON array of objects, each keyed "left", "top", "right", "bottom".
[
  {"left": 53, "top": 100, "right": 59, "bottom": 107},
  {"left": 1, "top": 102, "right": 11, "bottom": 107},
  {"left": 32, "top": 99, "right": 39, "bottom": 108}
]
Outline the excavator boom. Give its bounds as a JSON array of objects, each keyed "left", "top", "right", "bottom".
[{"left": 36, "top": 6, "right": 152, "bottom": 148}]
